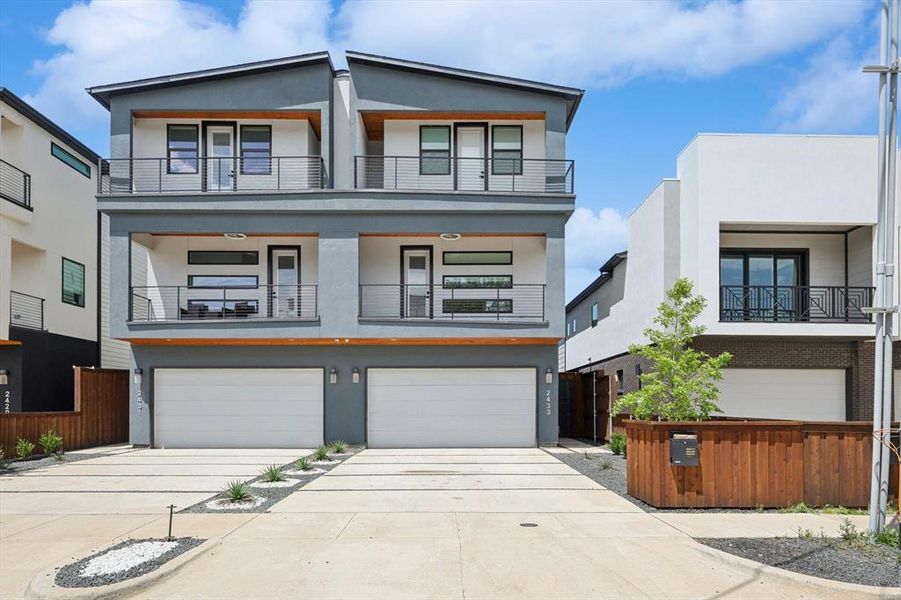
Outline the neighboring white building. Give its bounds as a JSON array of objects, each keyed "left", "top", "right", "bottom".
[
  {"left": 0, "top": 88, "right": 126, "bottom": 412},
  {"left": 564, "top": 133, "right": 890, "bottom": 432}
]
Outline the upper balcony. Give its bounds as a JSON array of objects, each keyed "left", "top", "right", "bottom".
[{"left": 0, "top": 158, "right": 31, "bottom": 209}]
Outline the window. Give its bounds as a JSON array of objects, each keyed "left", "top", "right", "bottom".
[
  {"left": 492, "top": 125, "right": 523, "bottom": 175},
  {"left": 185, "top": 299, "right": 259, "bottom": 317},
  {"left": 719, "top": 250, "right": 806, "bottom": 321},
  {"left": 443, "top": 275, "right": 513, "bottom": 289},
  {"left": 167, "top": 125, "right": 199, "bottom": 174},
  {"left": 567, "top": 317, "right": 576, "bottom": 336},
  {"left": 420, "top": 126, "right": 451, "bottom": 175},
  {"left": 591, "top": 302, "right": 599, "bottom": 326},
  {"left": 240, "top": 125, "right": 271, "bottom": 175},
  {"left": 443, "top": 298, "right": 513, "bottom": 314},
  {"left": 187, "top": 251, "right": 259, "bottom": 265},
  {"left": 61, "top": 257, "right": 85, "bottom": 307},
  {"left": 615, "top": 370, "right": 624, "bottom": 396},
  {"left": 188, "top": 275, "right": 258, "bottom": 288},
  {"left": 443, "top": 251, "right": 512, "bottom": 266},
  {"left": 51, "top": 143, "right": 90, "bottom": 178}
]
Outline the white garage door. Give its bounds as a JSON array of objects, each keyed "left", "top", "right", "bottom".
[
  {"left": 154, "top": 368, "right": 323, "bottom": 448},
  {"left": 367, "top": 368, "right": 536, "bottom": 448},
  {"left": 716, "top": 369, "right": 845, "bottom": 421}
]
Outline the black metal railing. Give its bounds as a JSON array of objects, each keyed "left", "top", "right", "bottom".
[
  {"left": 129, "top": 285, "right": 318, "bottom": 322},
  {"left": 359, "top": 284, "right": 546, "bottom": 322},
  {"left": 720, "top": 285, "right": 874, "bottom": 323},
  {"left": 9, "top": 291, "right": 43, "bottom": 330},
  {"left": 0, "top": 159, "right": 32, "bottom": 209},
  {"left": 354, "top": 156, "right": 574, "bottom": 194},
  {"left": 99, "top": 156, "right": 327, "bottom": 194}
]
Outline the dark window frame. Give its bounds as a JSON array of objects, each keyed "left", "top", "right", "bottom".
[
  {"left": 51, "top": 142, "right": 91, "bottom": 178},
  {"left": 442, "top": 298, "right": 513, "bottom": 314},
  {"left": 187, "top": 274, "right": 259, "bottom": 289},
  {"left": 442, "top": 275, "right": 513, "bottom": 289},
  {"left": 419, "top": 125, "right": 451, "bottom": 176},
  {"left": 239, "top": 125, "right": 272, "bottom": 175},
  {"left": 491, "top": 125, "right": 523, "bottom": 175},
  {"left": 187, "top": 250, "right": 259, "bottom": 266},
  {"left": 591, "top": 302, "right": 599, "bottom": 326},
  {"left": 167, "top": 124, "right": 200, "bottom": 175},
  {"left": 719, "top": 248, "right": 810, "bottom": 322},
  {"left": 186, "top": 298, "right": 260, "bottom": 314},
  {"left": 61, "top": 257, "right": 86, "bottom": 307},
  {"left": 442, "top": 251, "right": 513, "bottom": 266}
]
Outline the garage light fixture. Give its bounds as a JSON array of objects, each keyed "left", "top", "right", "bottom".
[
  {"left": 352, "top": 368, "right": 360, "bottom": 384},
  {"left": 545, "top": 368, "right": 553, "bottom": 384},
  {"left": 330, "top": 368, "right": 338, "bottom": 384},
  {"left": 133, "top": 368, "right": 143, "bottom": 385},
  {"left": 0, "top": 369, "right": 8, "bottom": 385}
]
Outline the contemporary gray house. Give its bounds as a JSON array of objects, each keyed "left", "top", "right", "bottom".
[{"left": 90, "top": 51, "right": 582, "bottom": 448}]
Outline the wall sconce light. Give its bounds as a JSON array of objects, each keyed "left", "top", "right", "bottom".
[
  {"left": 330, "top": 368, "right": 338, "bottom": 384},
  {"left": 545, "top": 368, "right": 554, "bottom": 384},
  {"left": 0, "top": 369, "right": 8, "bottom": 385},
  {"left": 352, "top": 368, "right": 360, "bottom": 384},
  {"left": 133, "top": 368, "right": 143, "bottom": 385}
]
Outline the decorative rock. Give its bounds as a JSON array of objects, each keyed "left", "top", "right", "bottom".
[
  {"left": 81, "top": 541, "right": 179, "bottom": 577},
  {"left": 249, "top": 478, "right": 301, "bottom": 489},
  {"left": 204, "top": 496, "right": 266, "bottom": 511},
  {"left": 284, "top": 468, "right": 326, "bottom": 476}
]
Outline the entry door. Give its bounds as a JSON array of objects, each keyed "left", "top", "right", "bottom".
[
  {"left": 207, "top": 126, "right": 234, "bottom": 191},
  {"left": 456, "top": 126, "right": 486, "bottom": 191},
  {"left": 270, "top": 247, "right": 300, "bottom": 318},
  {"left": 401, "top": 247, "right": 432, "bottom": 318}
]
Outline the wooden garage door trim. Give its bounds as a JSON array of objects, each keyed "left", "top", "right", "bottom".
[
  {"left": 151, "top": 367, "right": 325, "bottom": 448},
  {"left": 364, "top": 367, "right": 538, "bottom": 448}
]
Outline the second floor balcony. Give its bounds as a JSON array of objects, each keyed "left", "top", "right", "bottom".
[
  {"left": 9, "top": 290, "right": 43, "bottom": 330},
  {"left": 130, "top": 284, "right": 319, "bottom": 322},
  {"left": 719, "top": 285, "right": 874, "bottom": 323},
  {"left": 359, "top": 283, "right": 546, "bottom": 322},
  {"left": 99, "top": 156, "right": 326, "bottom": 194},
  {"left": 0, "top": 159, "right": 31, "bottom": 209}
]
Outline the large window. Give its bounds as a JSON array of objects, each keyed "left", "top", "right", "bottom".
[
  {"left": 188, "top": 275, "right": 258, "bottom": 288},
  {"left": 51, "top": 143, "right": 91, "bottom": 178},
  {"left": 187, "top": 250, "right": 259, "bottom": 265},
  {"left": 420, "top": 126, "right": 451, "bottom": 175},
  {"left": 443, "top": 251, "right": 512, "bottom": 266},
  {"left": 61, "top": 257, "right": 85, "bottom": 307},
  {"left": 492, "top": 126, "right": 523, "bottom": 175},
  {"left": 240, "top": 125, "right": 272, "bottom": 175},
  {"left": 720, "top": 250, "right": 806, "bottom": 321},
  {"left": 443, "top": 275, "right": 513, "bottom": 289},
  {"left": 167, "top": 125, "right": 199, "bottom": 174}
]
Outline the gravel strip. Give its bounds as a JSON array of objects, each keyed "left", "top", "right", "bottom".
[
  {"left": 249, "top": 478, "right": 301, "bottom": 489},
  {"left": 54, "top": 537, "right": 204, "bottom": 588},
  {"left": 0, "top": 447, "right": 130, "bottom": 475},
  {"left": 699, "top": 537, "right": 901, "bottom": 588},
  {"left": 180, "top": 447, "right": 359, "bottom": 514}
]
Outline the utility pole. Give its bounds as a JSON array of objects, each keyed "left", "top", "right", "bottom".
[{"left": 864, "top": 0, "right": 900, "bottom": 534}]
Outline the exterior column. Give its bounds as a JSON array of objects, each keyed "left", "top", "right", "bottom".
[{"left": 0, "top": 233, "right": 11, "bottom": 340}]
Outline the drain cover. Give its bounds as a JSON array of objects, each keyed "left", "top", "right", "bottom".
[{"left": 519, "top": 522, "right": 538, "bottom": 528}]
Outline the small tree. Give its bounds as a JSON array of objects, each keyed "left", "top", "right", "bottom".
[{"left": 615, "top": 278, "right": 731, "bottom": 421}]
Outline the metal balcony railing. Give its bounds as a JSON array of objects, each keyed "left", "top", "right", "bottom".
[
  {"left": 9, "top": 291, "right": 43, "bottom": 330},
  {"left": 0, "top": 159, "right": 32, "bottom": 209},
  {"left": 720, "top": 285, "right": 875, "bottom": 323},
  {"left": 129, "top": 285, "right": 318, "bottom": 322},
  {"left": 99, "top": 156, "right": 327, "bottom": 194},
  {"left": 354, "top": 156, "right": 574, "bottom": 194},
  {"left": 359, "top": 284, "right": 546, "bottom": 322}
]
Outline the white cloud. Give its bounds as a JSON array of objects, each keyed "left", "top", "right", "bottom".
[
  {"left": 565, "top": 207, "right": 628, "bottom": 300},
  {"left": 774, "top": 37, "right": 876, "bottom": 133}
]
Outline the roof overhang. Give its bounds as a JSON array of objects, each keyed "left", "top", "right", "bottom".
[{"left": 131, "top": 109, "right": 321, "bottom": 138}]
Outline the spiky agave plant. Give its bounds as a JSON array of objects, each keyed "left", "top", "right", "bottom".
[
  {"left": 223, "top": 480, "right": 253, "bottom": 503},
  {"left": 261, "top": 464, "right": 285, "bottom": 482}
]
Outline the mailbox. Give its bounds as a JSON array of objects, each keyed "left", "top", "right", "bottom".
[{"left": 670, "top": 432, "right": 699, "bottom": 466}]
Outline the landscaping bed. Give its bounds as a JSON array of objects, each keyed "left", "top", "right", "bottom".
[
  {"left": 699, "top": 535, "right": 901, "bottom": 588},
  {"left": 551, "top": 447, "right": 655, "bottom": 511},
  {"left": 180, "top": 443, "right": 358, "bottom": 514}
]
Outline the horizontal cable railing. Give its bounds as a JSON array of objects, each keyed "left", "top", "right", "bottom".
[
  {"left": 9, "top": 291, "right": 43, "bottom": 330},
  {"left": 720, "top": 285, "right": 874, "bottom": 323},
  {"left": 129, "top": 285, "right": 318, "bottom": 322},
  {"left": 0, "top": 159, "right": 32, "bottom": 208},
  {"left": 99, "top": 156, "right": 326, "bottom": 194},
  {"left": 360, "top": 284, "right": 546, "bottom": 321},
  {"left": 354, "top": 156, "right": 574, "bottom": 194}
]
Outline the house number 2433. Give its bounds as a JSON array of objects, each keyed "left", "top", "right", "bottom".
[{"left": 545, "top": 389, "right": 552, "bottom": 416}]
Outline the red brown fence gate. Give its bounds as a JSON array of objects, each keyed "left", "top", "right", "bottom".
[
  {"left": 0, "top": 367, "right": 129, "bottom": 458},
  {"left": 626, "top": 419, "right": 899, "bottom": 509}
]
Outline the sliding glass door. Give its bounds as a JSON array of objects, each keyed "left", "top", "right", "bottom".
[{"left": 720, "top": 251, "right": 806, "bottom": 321}]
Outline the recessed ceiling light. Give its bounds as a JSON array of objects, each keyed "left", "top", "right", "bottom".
[
  {"left": 224, "top": 233, "right": 246, "bottom": 240},
  {"left": 440, "top": 233, "right": 462, "bottom": 241}
]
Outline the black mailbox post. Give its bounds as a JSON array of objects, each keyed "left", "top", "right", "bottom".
[{"left": 670, "top": 432, "right": 699, "bottom": 466}]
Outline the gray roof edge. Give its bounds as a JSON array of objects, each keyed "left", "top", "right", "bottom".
[
  {"left": 0, "top": 88, "right": 100, "bottom": 164},
  {"left": 86, "top": 51, "right": 335, "bottom": 109},
  {"left": 565, "top": 251, "right": 627, "bottom": 312}
]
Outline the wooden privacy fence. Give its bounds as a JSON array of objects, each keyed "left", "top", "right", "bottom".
[
  {"left": 626, "top": 419, "right": 899, "bottom": 508},
  {"left": 0, "top": 368, "right": 128, "bottom": 457}
]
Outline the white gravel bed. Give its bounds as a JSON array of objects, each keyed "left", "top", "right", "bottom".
[
  {"left": 205, "top": 496, "right": 266, "bottom": 511},
  {"left": 284, "top": 467, "right": 326, "bottom": 476},
  {"left": 81, "top": 540, "right": 179, "bottom": 577},
  {"left": 249, "top": 478, "right": 301, "bottom": 489}
]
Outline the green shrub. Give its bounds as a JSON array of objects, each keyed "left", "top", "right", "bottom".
[
  {"left": 609, "top": 432, "right": 627, "bottom": 456},
  {"left": 295, "top": 457, "right": 313, "bottom": 471},
  {"left": 313, "top": 446, "right": 330, "bottom": 461},
  {"left": 39, "top": 430, "right": 63, "bottom": 456},
  {"left": 329, "top": 440, "right": 348, "bottom": 454},
  {"left": 599, "top": 459, "right": 613, "bottom": 470},
  {"left": 873, "top": 526, "right": 900, "bottom": 548},
  {"left": 261, "top": 464, "right": 284, "bottom": 483},
  {"left": 15, "top": 438, "right": 35, "bottom": 459},
  {"left": 223, "top": 480, "right": 252, "bottom": 503},
  {"left": 781, "top": 502, "right": 812, "bottom": 514}
]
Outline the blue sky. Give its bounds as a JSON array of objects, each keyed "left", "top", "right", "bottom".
[{"left": 0, "top": 0, "right": 879, "bottom": 298}]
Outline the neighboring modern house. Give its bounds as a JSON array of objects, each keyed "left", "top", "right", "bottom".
[
  {"left": 0, "top": 88, "right": 128, "bottom": 412},
  {"left": 564, "top": 133, "right": 895, "bottom": 432},
  {"left": 89, "top": 51, "right": 582, "bottom": 449}
]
